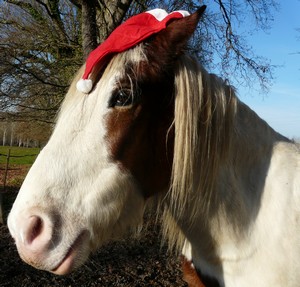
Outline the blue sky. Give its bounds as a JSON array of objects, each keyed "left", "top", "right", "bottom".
[{"left": 236, "top": 1, "right": 300, "bottom": 139}]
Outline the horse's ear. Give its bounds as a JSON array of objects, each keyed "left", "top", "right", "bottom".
[{"left": 145, "top": 6, "right": 206, "bottom": 65}]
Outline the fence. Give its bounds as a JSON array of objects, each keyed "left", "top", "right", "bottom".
[
  {"left": 1, "top": 149, "right": 11, "bottom": 191},
  {"left": 0, "top": 148, "right": 38, "bottom": 223},
  {"left": 0, "top": 149, "right": 38, "bottom": 190}
]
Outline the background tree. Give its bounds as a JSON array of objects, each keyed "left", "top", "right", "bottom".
[{"left": 0, "top": 0, "right": 278, "bottom": 144}]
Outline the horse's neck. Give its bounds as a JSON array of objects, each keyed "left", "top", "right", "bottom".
[
  {"left": 181, "top": 100, "right": 300, "bottom": 286},
  {"left": 225, "top": 100, "right": 289, "bottom": 208},
  {"left": 208, "top": 99, "right": 289, "bottom": 219},
  {"left": 213, "top": 100, "right": 289, "bottom": 226},
  {"left": 181, "top": 99, "right": 293, "bottom": 267},
  {"left": 232, "top": 100, "right": 289, "bottom": 162}
]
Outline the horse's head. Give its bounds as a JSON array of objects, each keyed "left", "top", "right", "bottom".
[{"left": 7, "top": 8, "right": 205, "bottom": 274}]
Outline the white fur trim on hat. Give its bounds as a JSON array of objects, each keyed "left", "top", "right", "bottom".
[
  {"left": 146, "top": 9, "right": 190, "bottom": 21},
  {"left": 175, "top": 10, "right": 190, "bottom": 17},
  {"left": 76, "top": 78, "right": 93, "bottom": 94},
  {"left": 146, "top": 8, "right": 168, "bottom": 21}
]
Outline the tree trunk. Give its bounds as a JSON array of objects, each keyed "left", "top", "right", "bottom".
[
  {"left": 81, "top": 0, "right": 98, "bottom": 60},
  {"left": 10, "top": 123, "right": 14, "bottom": 147},
  {"left": 2, "top": 128, "right": 7, "bottom": 146},
  {"left": 97, "top": 0, "right": 133, "bottom": 44}
]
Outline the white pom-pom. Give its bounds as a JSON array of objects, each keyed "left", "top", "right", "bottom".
[{"left": 76, "top": 79, "right": 93, "bottom": 94}]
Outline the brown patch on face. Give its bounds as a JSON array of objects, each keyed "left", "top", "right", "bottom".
[{"left": 104, "top": 60, "right": 175, "bottom": 198}]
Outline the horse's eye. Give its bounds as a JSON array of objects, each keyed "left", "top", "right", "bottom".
[{"left": 108, "top": 89, "right": 136, "bottom": 108}]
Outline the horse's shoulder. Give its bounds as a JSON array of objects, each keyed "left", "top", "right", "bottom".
[
  {"left": 271, "top": 141, "right": 300, "bottom": 168},
  {"left": 266, "top": 141, "right": 300, "bottom": 216}
]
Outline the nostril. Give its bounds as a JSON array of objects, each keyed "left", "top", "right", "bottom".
[
  {"left": 10, "top": 209, "right": 57, "bottom": 256},
  {"left": 24, "top": 216, "right": 44, "bottom": 245}
]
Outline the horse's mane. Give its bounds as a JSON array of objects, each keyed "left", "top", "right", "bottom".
[
  {"left": 62, "top": 47, "right": 238, "bottom": 252},
  {"left": 161, "top": 54, "right": 238, "bottom": 251}
]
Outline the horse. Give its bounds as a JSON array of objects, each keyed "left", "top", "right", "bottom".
[{"left": 7, "top": 7, "right": 300, "bottom": 287}]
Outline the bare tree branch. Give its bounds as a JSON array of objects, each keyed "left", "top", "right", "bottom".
[{"left": 0, "top": 0, "right": 280, "bottom": 144}]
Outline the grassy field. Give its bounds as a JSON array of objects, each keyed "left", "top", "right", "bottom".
[
  {"left": 0, "top": 146, "right": 40, "bottom": 189},
  {"left": 0, "top": 146, "right": 40, "bottom": 165}
]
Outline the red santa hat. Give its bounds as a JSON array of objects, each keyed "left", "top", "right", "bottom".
[{"left": 76, "top": 8, "right": 190, "bottom": 94}]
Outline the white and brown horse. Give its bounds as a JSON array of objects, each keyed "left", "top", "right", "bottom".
[{"left": 7, "top": 8, "right": 300, "bottom": 287}]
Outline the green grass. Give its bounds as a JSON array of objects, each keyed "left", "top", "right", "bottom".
[{"left": 0, "top": 146, "right": 40, "bottom": 165}]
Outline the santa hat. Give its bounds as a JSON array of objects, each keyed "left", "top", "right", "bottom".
[{"left": 76, "top": 8, "right": 190, "bottom": 94}]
